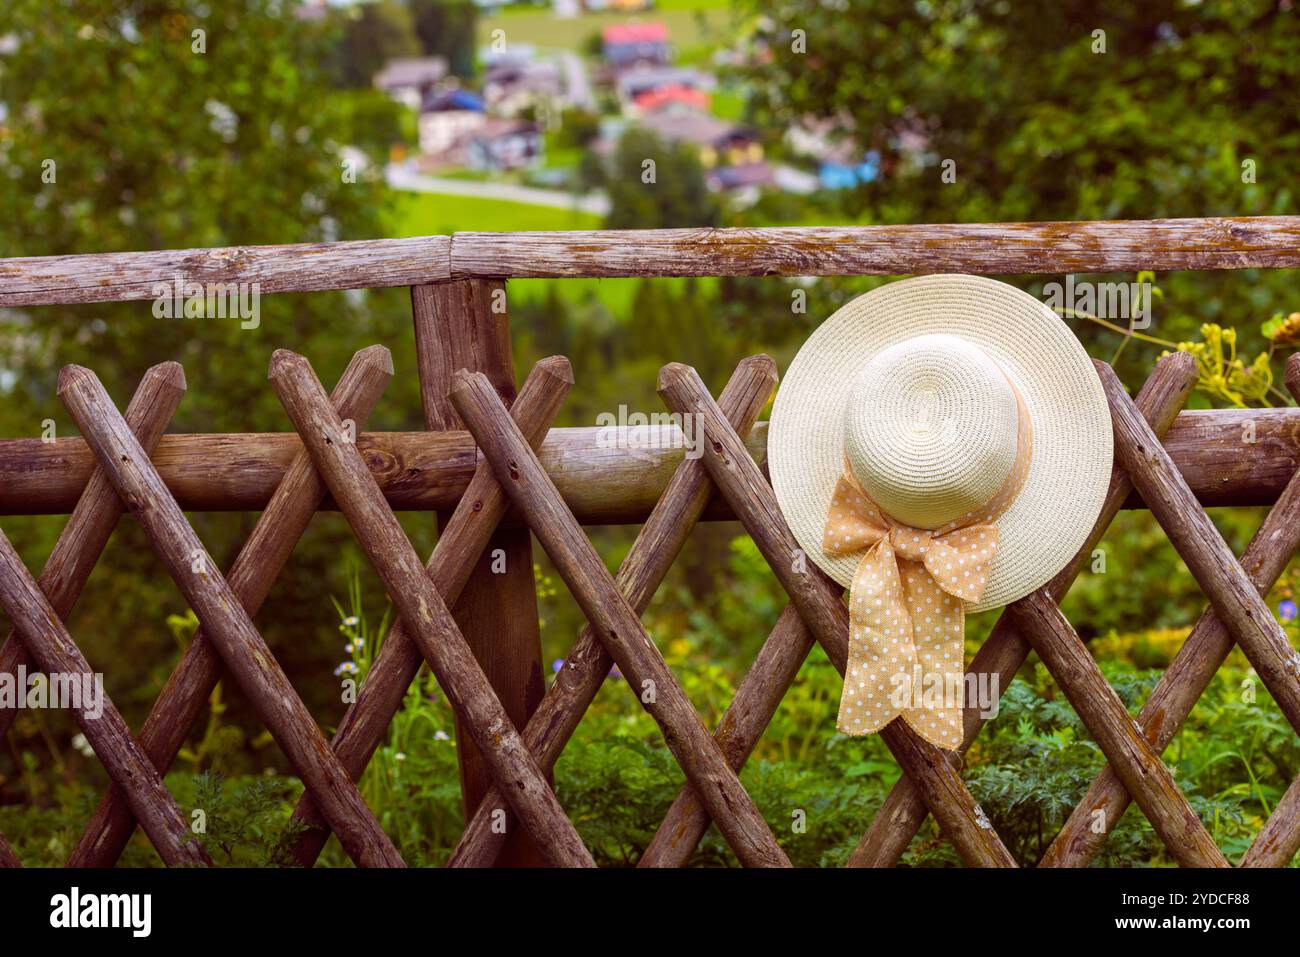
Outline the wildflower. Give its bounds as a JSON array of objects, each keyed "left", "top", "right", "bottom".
[
  {"left": 552, "top": 658, "right": 565, "bottom": 673},
  {"left": 434, "top": 730, "right": 450, "bottom": 741},
  {"left": 71, "top": 733, "right": 94, "bottom": 758},
  {"left": 1279, "top": 599, "right": 1297, "bottom": 622},
  {"left": 1263, "top": 311, "right": 1300, "bottom": 345},
  {"left": 344, "top": 643, "right": 354, "bottom": 654},
  {"left": 338, "top": 615, "right": 360, "bottom": 633},
  {"left": 353, "top": 636, "right": 364, "bottom": 648},
  {"left": 394, "top": 752, "right": 407, "bottom": 762},
  {"left": 333, "top": 662, "right": 358, "bottom": 677}
]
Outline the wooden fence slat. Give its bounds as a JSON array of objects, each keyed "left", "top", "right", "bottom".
[
  {"left": 1098, "top": 363, "right": 1300, "bottom": 729},
  {"left": 1044, "top": 480, "right": 1300, "bottom": 864},
  {"left": 1042, "top": 355, "right": 1300, "bottom": 867},
  {"left": 847, "top": 352, "right": 1198, "bottom": 867},
  {"left": 412, "top": 278, "right": 547, "bottom": 866},
  {"left": 0, "top": 236, "right": 451, "bottom": 307},
  {"left": 0, "top": 829, "right": 19, "bottom": 868},
  {"left": 450, "top": 369, "right": 793, "bottom": 868},
  {"left": 284, "top": 356, "right": 573, "bottom": 866},
  {"left": 1006, "top": 592, "right": 1229, "bottom": 867},
  {"left": 0, "top": 405, "right": 1294, "bottom": 517},
  {"left": 0, "top": 529, "right": 212, "bottom": 867},
  {"left": 657, "top": 362, "right": 1018, "bottom": 868},
  {"left": 639, "top": 604, "right": 814, "bottom": 867},
  {"left": 269, "top": 350, "right": 595, "bottom": 868},
  {"left": 448, "top": 355, "right": 778, "bottom": 867},
  {"left": 68, "top": 346, "right": 394, "bottom": 867},
  {"left": 1243, "top": 773, "right": 1300, "bottom": 866},
  {"left": 57, "top": 364, "right": 405, "bottom": 868},
  {"left": 0, "top": 362, "right": 186, "bottom": 745}
]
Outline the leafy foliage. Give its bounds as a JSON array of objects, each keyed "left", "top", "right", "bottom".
[{"left": 588, "top": 128, "right": 723, "bottom": 229}]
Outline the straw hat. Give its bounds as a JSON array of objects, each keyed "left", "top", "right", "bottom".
[{"left": 769, "top": 275, "right": 1113, "bottom": 614}]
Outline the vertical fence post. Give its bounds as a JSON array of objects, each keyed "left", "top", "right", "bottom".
[{"left": 410, "top": 278, "right": 548, "bottom": 867}]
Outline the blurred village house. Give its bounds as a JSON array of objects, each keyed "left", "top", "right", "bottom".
[
  {"left": 374, "top": 56, "right": 449, "bottom": 112},
  {"left": 373, "top": 14, "right": 859, "bottom": 197}
]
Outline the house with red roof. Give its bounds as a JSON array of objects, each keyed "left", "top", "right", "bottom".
[{"left": 602, "top": 22, "right": 672, "bottom": 69}]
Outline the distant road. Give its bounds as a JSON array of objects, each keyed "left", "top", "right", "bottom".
[
  {"left": 387, "top": 164, "right": 610, "bottom": 217},
  {"left": 557, "top": 50, "right": 595, "bottom": 111}
]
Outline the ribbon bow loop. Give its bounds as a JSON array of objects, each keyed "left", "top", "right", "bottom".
[{"left": 918, "top": 525, "right": 999, "bottom": 604}]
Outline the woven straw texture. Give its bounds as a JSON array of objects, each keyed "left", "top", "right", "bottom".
[
  {"left": 844, "top": 334, "right": 1022, "bottom": 529},
  {"left": 768, "top": 275, "right": 1113, "bottom": 613}
]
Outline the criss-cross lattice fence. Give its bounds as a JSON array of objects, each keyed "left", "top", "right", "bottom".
[{"left": 2, "top": 217, "right": 1300, "bottom": 867}]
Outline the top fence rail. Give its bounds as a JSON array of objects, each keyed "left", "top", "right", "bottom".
[{"left": 2, "top": 216, "right": 1299, "bottom": 308}]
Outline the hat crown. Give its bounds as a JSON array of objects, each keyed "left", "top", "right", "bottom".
[{"left": 844, "top": 333, "right": 1020, "bottom": 530}]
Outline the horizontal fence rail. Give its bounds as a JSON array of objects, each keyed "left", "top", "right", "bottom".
[
  {"left": 2, "top": 217, "right": 1300, "bottom": 306},
  {"left": 0, "top": 409, "right": 1291, "bottom": 518}
]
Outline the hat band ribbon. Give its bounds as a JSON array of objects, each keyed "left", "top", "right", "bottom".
[{"left": 822, "top": 380, "right": 1033, "bottom": 749}]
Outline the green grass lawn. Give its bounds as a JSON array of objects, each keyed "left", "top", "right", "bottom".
[
  {"left": 478, "top": 1, "right": 735, "bottom": 55},
  {"left": 393, "top": 190, "right": 601, "bottom": 235}
]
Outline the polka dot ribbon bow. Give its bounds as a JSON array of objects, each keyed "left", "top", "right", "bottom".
[{"left": 822, "top": 406, "right": 1033, "bottom": 749}]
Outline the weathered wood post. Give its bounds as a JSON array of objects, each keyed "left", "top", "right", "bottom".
[{"left": 410, "top": 278, "right": 548, "bottom": 866}]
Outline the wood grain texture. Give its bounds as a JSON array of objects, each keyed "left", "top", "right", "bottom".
[
  {"left": 411, "top": 280, "right": 515, "bottom": 431},
  {"left": 68, "top": 346, "right": 394, "bottom": 868},
  {"left": 4, "top": 218, "right": 1297, "bottom": 307},
  {"left": 1046, "top": 361, "right": 1300, "bottom": 869},
  {"left": 284, "top": 356, "right": 573, "bottom": 867},
  {"left": 450, "top": 369, "right": 792, "bottom": 868},
  {"left": 0, "top": 236, "right": 451, "bottom": 306},
  {"left": 847, "top": 352, "right": 1198, "bottom": 868},
  {"left": 1007, "top": 592, "right": 1229, "bottom": 867},
  {"left": 412, "top": 278, "right": 546, "bottom": 867},
  {"left": 449, "top": 355, "right": 778, "bottom": 867},
  {"left": 58, "top": 364, "right": 405, "bottom": 868},
  {"left": 1244, "top": 772, "right": 1300, "bottom": 866},
  {"left": 0, "top": 406, "right": 1293, "bottom": 517},
  {"left": 639, "top": 604, "right": 813, "bottom": 867},
  {"left": 0, "top": 528, "right": 211, "bottom": 867},
  {"left": 269, "top": 350, "right": 594, "bottom": 868},
  {"left": 450, "top": 218, "right": 1300, "bottom": 278},
  {"left": 0, "top": 829, "right": 18, "bottom": 868},
  {"left": 0, "top": 361, "right": 186, "bottom": 746},
  {"left": 656, "top": 362, "right": 1016, "bottom": 868},
  {"left": 1100, "top": 362, "right": 1300, "bottom": 729}
]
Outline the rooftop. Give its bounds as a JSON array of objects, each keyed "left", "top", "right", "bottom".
[{"left": 373, "top": 57, "right": 448, "bottom": 91}]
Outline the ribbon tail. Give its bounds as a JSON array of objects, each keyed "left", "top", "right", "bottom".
[
  {"left": 898, "top": 568, "right": 965, "bottom": 750},
  {"left": 836, "top": 541, "right": 916, "bottom": 737}
]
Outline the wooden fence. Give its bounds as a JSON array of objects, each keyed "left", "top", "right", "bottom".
[{"left": 1, "top": 216, "right": 1300, "bottom": 867}]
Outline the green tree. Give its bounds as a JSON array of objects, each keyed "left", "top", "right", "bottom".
[
  {"left": 334, "top": 0, "right": 421, "bottom": 88},
  {"left": 735, "top": 0, "right": 1300, "bottom": 381},
  {"left": 599, "top": 129, "right": 722, "bottom": 230},
  {"left": 408, "top": 0, "right": 479, "bottom": 77}
]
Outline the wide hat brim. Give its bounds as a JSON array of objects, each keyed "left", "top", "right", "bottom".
[{"left": 768, "top": 275, "right": 1113, "bottom": 613}]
